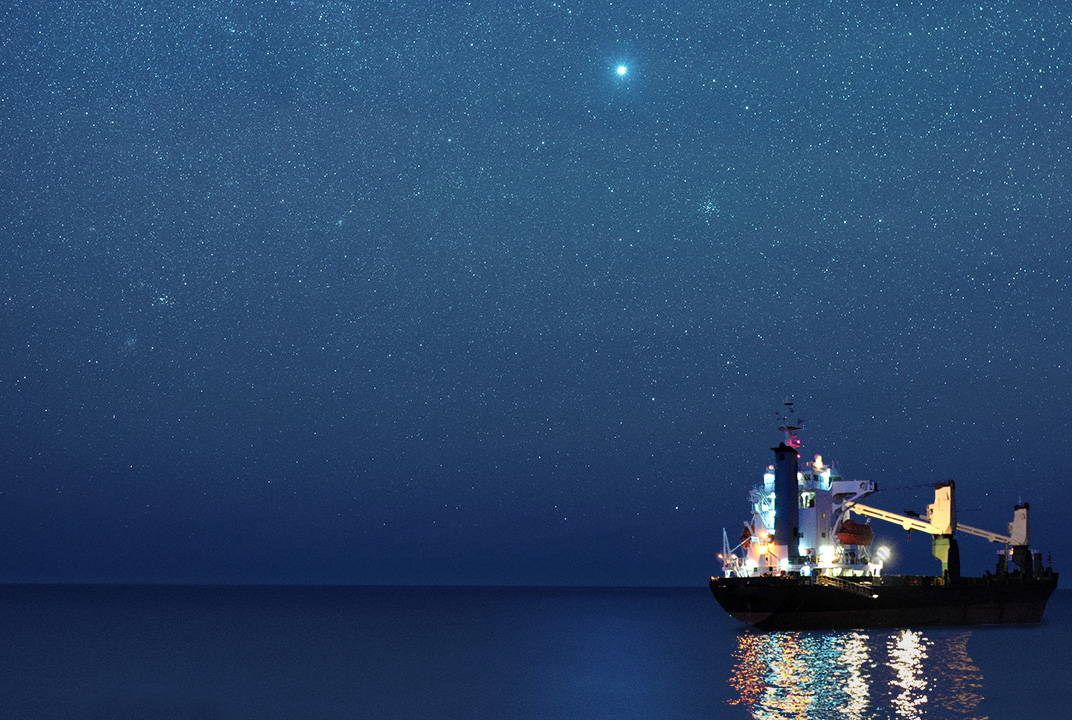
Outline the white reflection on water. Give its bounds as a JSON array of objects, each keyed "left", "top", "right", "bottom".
[
  {"left": 890, "top": 630, "right": 928, "bottom": 719},
  {"left": 729, "top": 629, "right": 985, "bottom": 719},
  {"left": 842, "top": 632, "right": 869, "bottom": 720}
]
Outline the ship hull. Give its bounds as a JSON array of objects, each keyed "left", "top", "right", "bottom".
[{"left": 710, "top": 573, "right": 1059, "bottom": 631}]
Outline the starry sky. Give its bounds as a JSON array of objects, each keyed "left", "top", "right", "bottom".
[{"left": 1, "top": 0, "right": 1070, "bottom": 586}]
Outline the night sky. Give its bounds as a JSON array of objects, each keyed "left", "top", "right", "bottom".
[{"left": 2, "top": 1, "right": 1070, "bottom": 586}]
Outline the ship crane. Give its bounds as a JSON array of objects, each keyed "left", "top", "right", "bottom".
[{"left": 845, "top": 481, "right": 1032, "bottom": 578}]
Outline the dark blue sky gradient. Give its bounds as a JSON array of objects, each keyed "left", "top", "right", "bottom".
[{"left": 2, "top": 1, "right": 1070, "bottom": 585}]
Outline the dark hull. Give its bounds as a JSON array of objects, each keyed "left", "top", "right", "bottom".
[{"left": 710, "top": 573, "right": 1059, "bottom": 631}]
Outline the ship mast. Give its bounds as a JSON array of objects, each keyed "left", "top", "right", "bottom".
[{"left": 776, "top": 397, "right": 803, "bottom": 449}]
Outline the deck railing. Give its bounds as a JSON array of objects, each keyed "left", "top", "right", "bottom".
[{"left": 817, "top": 574, "right": 878, "bottom": 598}]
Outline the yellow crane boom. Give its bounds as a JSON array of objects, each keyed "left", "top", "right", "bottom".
[{"left": 845, "top": 481, "right": 1029, "bottom": 546}]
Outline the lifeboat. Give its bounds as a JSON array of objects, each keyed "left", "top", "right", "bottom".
[
  {"left": 837, "top": 518, "right": 874, "bottom": 546},
  {"left": 740, "top": 525, "right": 754, "bottom": 546}
]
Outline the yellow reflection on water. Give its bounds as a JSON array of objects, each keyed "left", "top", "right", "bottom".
[
  {"left": 729, "top": 629, "right": 985, "bottom": 719},
  {"left": 937, "top": 632, "right": 986, "bottom": 717}
]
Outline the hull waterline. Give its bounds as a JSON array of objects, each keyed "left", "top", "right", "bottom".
[{"left": 710, "top": 573, "right": 1059, "bottom": 631}]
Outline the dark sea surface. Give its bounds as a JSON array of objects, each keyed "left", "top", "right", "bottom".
[{"left": 1, "top": 584, "right": 1067, "bottom": 719}]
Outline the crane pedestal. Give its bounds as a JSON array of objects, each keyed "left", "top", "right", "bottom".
[{"left": 932, "top": 535, "right": 960, "bottom": 580}]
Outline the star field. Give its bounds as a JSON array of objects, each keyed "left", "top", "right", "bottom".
[{"left": 0, "top": 0, "right": 1070, "bottom": 585}]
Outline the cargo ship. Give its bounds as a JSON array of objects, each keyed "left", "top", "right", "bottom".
[{"left": 710, "top": 402, "right": 1059, "bottom": 630}]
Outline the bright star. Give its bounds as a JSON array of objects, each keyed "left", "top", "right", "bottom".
[{"left": 616, "top": 65, "right": 628, "bottom": 76}]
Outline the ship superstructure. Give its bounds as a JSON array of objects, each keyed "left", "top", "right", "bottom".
[{"left": 720, "top": 402, "right": 883, "bottom": 580}]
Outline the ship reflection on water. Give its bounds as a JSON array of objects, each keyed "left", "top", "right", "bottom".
[{"left": 728, "top": 628, "right": 985, "bottom": 719}]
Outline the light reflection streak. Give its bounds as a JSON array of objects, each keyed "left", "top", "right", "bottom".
[
  {"left": 728, "top": 629, "right": 985, "bottom": 719},
  {"left": 943, "top": 633, "right": 986, "bottom": 714},
  {"left": 890, "top": 630, "right": 928, "bottom": 719},
  {"left": 841, "top": 632, "right": 869, "bottom": 720}
]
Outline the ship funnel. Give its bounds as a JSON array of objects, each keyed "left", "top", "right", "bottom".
[{"left": 772, "top": 442, "right": 800, "bottom": 554}]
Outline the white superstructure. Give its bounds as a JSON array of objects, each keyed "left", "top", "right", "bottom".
[{"left": 719, "top": 425, "right": 883, "bottom": 578}]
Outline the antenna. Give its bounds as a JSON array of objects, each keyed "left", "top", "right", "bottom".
[{"left": 776, "top": 397, "right": 804, "bottom": 448}]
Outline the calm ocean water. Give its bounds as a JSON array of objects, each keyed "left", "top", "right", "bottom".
[{"left": 0, "top": 584, "right": 1067, "bottom": 719}]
